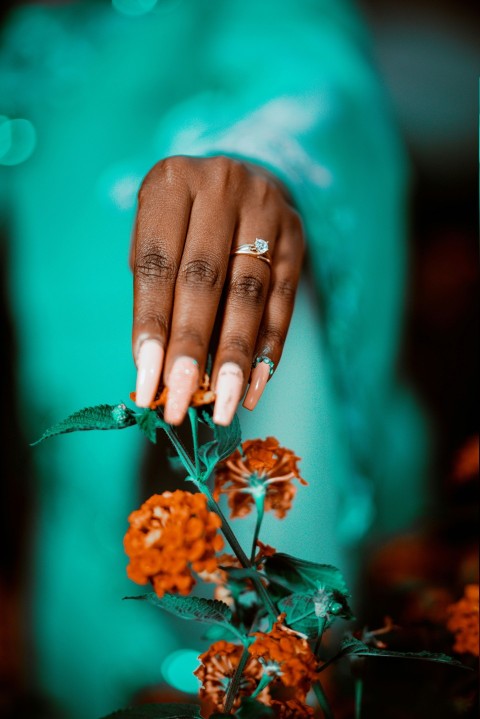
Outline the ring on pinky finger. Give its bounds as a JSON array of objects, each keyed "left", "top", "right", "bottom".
[{"left": 252, "top": 355, "right": 275, "bottom": 377}]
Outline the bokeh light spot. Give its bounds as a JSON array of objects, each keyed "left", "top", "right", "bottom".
[
  {"left": 112, "top": 0, "right": 158, "bottom": 16},
  {"left": 0, "top": 117, "right": 36, "bottom": 166},
  {"left": 161, "top": 649, "right": 201, "bottom": 694}
]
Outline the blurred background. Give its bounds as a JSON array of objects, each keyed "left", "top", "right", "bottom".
[{"left": 0, "top": 0, "right": 478, "bottom": 717}]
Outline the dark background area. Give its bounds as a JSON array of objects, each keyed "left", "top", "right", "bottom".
[{"left": 1, "top": 0, "right": 478, "bottom": 717}]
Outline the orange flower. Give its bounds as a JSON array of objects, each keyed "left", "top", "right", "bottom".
[
  {"left": 124, "top": 490, "right": 223, "bottom": 597},
  {"left": 249, "top": 614, "right": 318, "bottom": 700},
  {"left": 194, "top": 641, "right": 269, "bottom": 717},
  {"left": 446, "top": 584, "right": 479, "bottom": 656},
  {"left": 271, "top": 699, "right": 315, "bottom": 718},
  {"left": 130, "top": 373, "right": 215, "bottom": 410},
  {"left": 214, "top": 437, "right": 306, "bottom": 519}
]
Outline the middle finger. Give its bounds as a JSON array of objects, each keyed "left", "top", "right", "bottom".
[{"left": 163, "top": 191, "right": 236, "bottom": 424}]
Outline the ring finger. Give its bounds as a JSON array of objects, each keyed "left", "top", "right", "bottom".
[{"left": 211, "top": 222, "right": 279, "bottom": 426}]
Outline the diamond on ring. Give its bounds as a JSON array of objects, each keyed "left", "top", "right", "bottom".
[
  {"left": 230, "top": 238, "right": 272, "bottom": 266},
  {"left": 255, "top": 238, "right": 269, "bottom": 254}
]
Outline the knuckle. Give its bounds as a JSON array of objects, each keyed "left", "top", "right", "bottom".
[
  {"left": 140, "top": 156, "right": 186, "bottom": 196},
  {"left": 229, "top": 273, "right": 265, "bottom": 304},
  {"left": 259, "top": 326, "right": 286, "bottom": 349},
  {"left": 286, "top": 210, "right": 306, "bottom": 250},
  {"left": 208, "top": 155, "right": 246, "bottom": 190},
  {"left": 173, "top": 326, "right": 206, "bottom": 349},
  {"left": 181, "top": 258, "right": 220, "bottom": 289},
  {"left": 272, "top": 278, "right": 297, "bottom": 302},
  {"left": 135, "top": 312, "right": 169, "bottom": 338},
  {"left": 135, "top": 250, "right": 177, "bottom": 281},
  {"left": 251, "top": 175, "right": 274, "bottom": 206},
  {"left": 221, "top": 334, "right": 251, "bottom": 359},
  {"left": 158, "top": 156, "right": 187, "bottom": 187}
]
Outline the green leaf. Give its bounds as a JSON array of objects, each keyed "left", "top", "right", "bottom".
[
  {"left": 237, "top": 699, "right": 274, "bottom": 718},
  {"left": 198, "top": 413, "right": 241, "bottom": 477},
  {"left": 202, "top": 624, "right": 238, "bottom": 643},
  {"left": 263, "top": 553, "right": 350, "bottom": 599},
  {"left": 336, "top": 636, "right": 469, "bottom": 669},
  {"left": 100, "top": 703, "right": 202, "bottom": 718},
  {"left": 213, "top": 414, "right": 242, "bottom": 461},
  {"left": 278, "top": 591, "right": 352, "bottom": 638},
  {"left": 125, "top": 593, "right": 233, "bottom": 625},
  {"left": 135, "top": 408, "right": 168, "bottom": 443},
  {"left": 32, "top": 403, "right": 136, "bottom": 445}
]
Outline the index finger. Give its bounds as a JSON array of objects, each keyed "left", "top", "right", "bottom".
[{"left": 132, "top": 166, "right": 192, "bottom": 406}]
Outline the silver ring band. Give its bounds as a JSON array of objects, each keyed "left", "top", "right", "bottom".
[{"left": 230, "top": 238, "right": 272, "bottom": 266}]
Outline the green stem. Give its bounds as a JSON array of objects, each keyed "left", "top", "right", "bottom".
[
  {"left": 224, "top": 644, "right": 250, "bottom": 714},
  {"left": 355, "top": 678, "right": 363, "bottom": 719},
  {"left": 159, "top": 413, "right": 196, "bottom": 478},
  {"left": 250, "top": 494, "right": 265, "bottom": 563},
  {"left": 313, "top": 616, "right": 327, "bottom": 657},
  {"left": 313, "top": 681, "right": 335, "bottom": 719},
  {"left": 312, "top": 617, "right": 334, "bottom": 719},
  {"left": 200, "top": 484, "right": 277, "bottom": 621},
  {"left": 188, "top": 407, "right": 201, "bottom": 478}
]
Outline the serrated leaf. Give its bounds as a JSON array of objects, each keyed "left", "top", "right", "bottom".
[
  {"left": 213, "top": 414, "right": 242, "bottom": 461},
  {"left": 32, "top": 403, "right": 136, "bottom": 445},
  {"left": 125, "top": 593, "right": 233, "bottom": 625},
  {"left": 135, "top": 409, "right": 168, "bottom": 444},
  {"left": 198, "top": 413, "right": 241, "bottom": 477},
  {"left": 338, "top": 636, "right": 469, "bottom": 669},
  {"left": 100, "top": 703, "right": 202, "bottom": 718},
  {"left": 278, "top": 591, "right": 353, "bottom": 637},
  {"left": 263, "top": 553, "right": 350, "bottom": 599}
]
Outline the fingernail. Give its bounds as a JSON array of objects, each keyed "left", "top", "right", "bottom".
[
  {"left": 242, "top": 361, "right": 270, "bottom": 411},
  {"left": 213, "top": 362, "right": 244, "bottom": 426},
  {"left": 135, "top": 340, "right": 164, "bottom": 408},
  {"left": 164, "top": 356, "right": 199, "bottom": 425}
]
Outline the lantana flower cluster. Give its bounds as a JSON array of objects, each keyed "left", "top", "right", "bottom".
[
  {"left": 195, "top": 614, "right": 318, "bottom": 717},
  {"left": 214, "top": 436, "right": 306, "bottom": 518},
  {"left": 124, "top": 490, "right": 224, "bottom": 597}
]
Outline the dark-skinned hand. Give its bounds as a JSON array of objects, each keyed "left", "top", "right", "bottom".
[{"left": 131, "top": 155, "right": 305, "bottom": 426}]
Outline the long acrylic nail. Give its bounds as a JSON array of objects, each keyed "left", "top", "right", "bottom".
[
  {"left": 243, "top": 361, "right": 270, "bottom": 411},
  {"left": 164, "top": 356, "right": 199, "bottom": 425},
  {"left": 135, "top": 340, "right": 164, "bottom": 408},
  {"left": 213, "top": 363, "right": 244, "bottom": 426}
]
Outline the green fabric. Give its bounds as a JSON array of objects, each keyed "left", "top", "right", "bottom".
[{"left": 0, "top": 1, "right": 427, "bottom": 716}]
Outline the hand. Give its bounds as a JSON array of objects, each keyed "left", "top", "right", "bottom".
[{"left": 131, "top": 155, "right": 305, "bottom": 426}]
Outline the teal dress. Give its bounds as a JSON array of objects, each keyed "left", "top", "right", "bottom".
[{"left": 0, "top": 1, "right": 427, "bottom": 716}]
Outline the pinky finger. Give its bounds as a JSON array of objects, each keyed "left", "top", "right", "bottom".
[{"left": 243, "top": 223, "right": 304, "bottom": 410}]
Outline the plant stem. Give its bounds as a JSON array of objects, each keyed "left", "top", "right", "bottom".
[
  {"left": 313, "top": 681, "right": 335, "bottom": 719},
  {"left": 313, "top": 616, "right": 327, "bottom": 657},
  {"left": 250, "top": 494, "right": 265, "bottom": 563},
  {"left": 312, "top": 617, "right": 334, "bottom": 719},
  {"left": 224, "top": 644, "right": 250, "bottom": 714},
  {"left": 201, "top": 484, "right": 277, "bottom": 621},
  {"left": 188, "top": 407, "right": 201, "bottom": 478},
  {"left": 355, "top": 678, "right": 363, "bottom": 719},
  {"left": 162, "top": 422, "right": 197, "bottom": 478}
]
